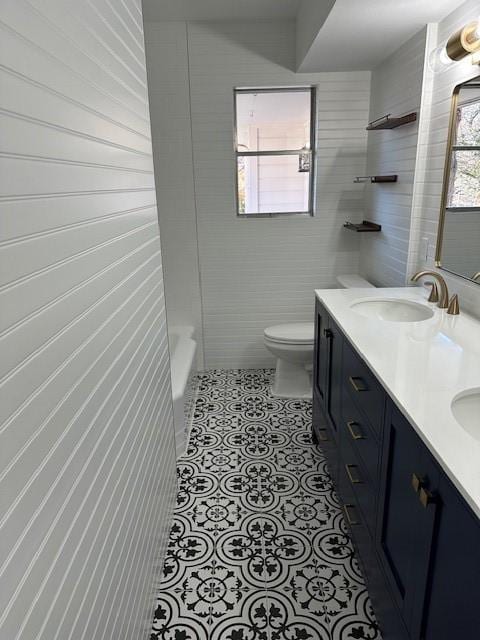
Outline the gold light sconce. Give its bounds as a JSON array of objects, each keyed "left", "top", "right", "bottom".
[{"left": 445, "top": 19, "right": 480, "bottom": 63}]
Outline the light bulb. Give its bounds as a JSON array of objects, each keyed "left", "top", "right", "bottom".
[
  {"left": 428, "top": 43, "right": 454, "bottom": 73},
  {"left": 439, "top": 45, "right": 452, "bottom": 65}
]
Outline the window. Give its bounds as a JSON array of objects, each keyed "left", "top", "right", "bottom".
[{"left": 234, "top": 87, "right": 316, "bottom": 216}]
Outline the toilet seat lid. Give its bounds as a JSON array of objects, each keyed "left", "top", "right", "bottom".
[{"left": 264, "top": 322, "right": 314, "bottom": 344}]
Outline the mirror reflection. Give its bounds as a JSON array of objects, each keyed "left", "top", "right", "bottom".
[{"left": 438, "top": 75, "right": 480, "bottom": 283}]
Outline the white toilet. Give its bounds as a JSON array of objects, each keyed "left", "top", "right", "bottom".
[{"left": 264, "top": 274, "right": 375, "bottom": 398}]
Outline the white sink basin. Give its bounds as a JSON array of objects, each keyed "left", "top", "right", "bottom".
[
  {"left": 451, "top": 390, "right": 480, "bottom": 440},
  {"left": 350, "top": 298, "right": 434, "bottom": 323}
]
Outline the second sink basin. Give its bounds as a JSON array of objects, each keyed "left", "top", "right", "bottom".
[
  {"left": 451, "top": 390, "right": 480, "bottom": 440},
  {"left": 351, "top": 298, "right": 434, "bottom": 323}
]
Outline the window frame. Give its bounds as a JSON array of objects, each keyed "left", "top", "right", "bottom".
[
  {"left": 233, "top": 86, "right": 316, "bottom": 218},
  {"left": 436, "top": 77, "right": 480, "bottom": 283}
]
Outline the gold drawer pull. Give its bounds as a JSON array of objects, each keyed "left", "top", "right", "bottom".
[
  {"left": 318, "top": 428, "right": 330, "bottom": 442},
  {"left": 347, "top": 421, "right": 364, "bottom": 440},
  {"left": 345, "top": 463, "right": 363, "bottom": 485},
  {"left": 349, "top": 376, "right": 368, "bottom": 392},
  {"left": 411, "top": 472, "right": 423, "bottom": 493},
  {"left": 419, "top": 487, "right": 435, "bottom": 509},
  {"left": 343, "top": 503, "right": 360, "bottom": 526}
]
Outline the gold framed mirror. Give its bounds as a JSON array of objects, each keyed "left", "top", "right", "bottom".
[{"left": 436, "top": 75, "right": 480, "bottom": 284}]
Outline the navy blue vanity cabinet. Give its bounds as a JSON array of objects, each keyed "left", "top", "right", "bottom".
[
  {"left": 312, "top": 299, "right": 343, "bottom": 435},
  {"left": 327, "top": 317, "right": 343, "bottom": 435},
  {"left": 312, "top": 299, "right": 343, "bottom": 479},
  {"left": 336, "top": 342, "right": 410, "bottom": 640},
  {"left": 312, "top": 301, "right": 480, "bottom": 640},
  {"left": 377, "top": 401, "right": 480, "bottom": 639},
  {"left": 312, "top": 300, "right": 337, "bottom": 477},
  {"left": 421, "top": 473, "right": 480, "bottom": 640},
  {"left": 313, "top": 298, "right": 330, "bottom": 406},
  {"left": 376, "top": 402, "right": 440, "bottom": 639}
]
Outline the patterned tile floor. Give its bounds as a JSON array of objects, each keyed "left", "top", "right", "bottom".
[{"left": 151, "top": 369, "right": 382, "bottom": 640}]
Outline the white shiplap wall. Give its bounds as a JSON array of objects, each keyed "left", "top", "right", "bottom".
[
  {"left": 360, "top": 27, "right": 427, "bottom": 287},
  {"left": 144, "top": 22, "right": 204, "bottom": 367},
  {"left": 408, "top": 0, "right": 480, "bottom": 317},
  {"left": 0, "top": 1, "right": 177, "bottom": 639},
  {"left": 182, "top": 21, "right": 370, "bottom": 368}
]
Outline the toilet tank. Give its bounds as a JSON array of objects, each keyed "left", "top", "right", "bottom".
[{"left": 336, "top": 274, "right": 375, "bottom": 289}]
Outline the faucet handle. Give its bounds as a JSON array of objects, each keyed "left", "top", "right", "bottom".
[
  {"left": 447, "top": 294, "right": 460, "bottom": 316},
  {"left": 424, "top": 281, "right": 439, "bottom": 303}
]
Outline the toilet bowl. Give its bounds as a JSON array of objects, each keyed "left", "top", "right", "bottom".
[
  {"left": 264, "top": 274, "right": 375, "bottom": 398},
  {"left": 264, "top": 323, "right": 314, "bottom": 398}
]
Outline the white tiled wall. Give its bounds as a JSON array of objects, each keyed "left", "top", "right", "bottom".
[
  {"left": 190, "top": 21, "right": 371, "bottom": 368},
  {"left": 146, "top": 20, "right": 370, "bottom": 368},
  {"left": 0, "top": 1, "right": 176, "bottom": 638},
  {"left": 408, "top": 0, "right": 480, "bottom": 317},
  {"left": 360, "top": 28, "right": 427, "bottom": 287},
  {"left": 144, "top": 22, "right": 204, "bottom": 366}
]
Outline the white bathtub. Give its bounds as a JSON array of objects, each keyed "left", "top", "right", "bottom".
[{"left": 169, "top": 325, "right": 197, "bottom": 458}]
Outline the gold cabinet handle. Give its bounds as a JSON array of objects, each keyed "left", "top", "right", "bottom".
[
  {"left": 411, "top": 472, "right": 423, "bottom": 493},
  {"left": 343, "top": 503, "right": 360, "bottom": 526},
  {"left": 419, "top": 487, "right": 435, "bottom": 509},
  {"left": 345, "top": 464, "right": 363, "bottom": 485},
  {"left": 318, "top": 428, "right": 330, "bottom": 442},
  {"left": 349, "top": 376, "right": 368, "bottom": 392},
  {"left": 347, "top": 421, "right": 364, "bottom": 440}
]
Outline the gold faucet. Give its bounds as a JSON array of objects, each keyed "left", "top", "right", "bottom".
[
  {"left": 472, "top": 272, "right": 480, "bottom": 282},
  {"left": 411, "top": 270, "right": 449, "bottom": 308}
]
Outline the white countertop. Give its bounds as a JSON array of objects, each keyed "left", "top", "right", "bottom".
[{"left": 315, "top": 286, "right": 480, "bottom": 518}]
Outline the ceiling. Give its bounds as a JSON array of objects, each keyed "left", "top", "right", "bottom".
[
  {"left": 142, "top": 0, "right": 468, "bottom": 70},
  {"left": 142, "top": 0, "right": 301, "bottom": 22},
  {"left": 298, "top": 0, "right": 468, "bottom": 71}
]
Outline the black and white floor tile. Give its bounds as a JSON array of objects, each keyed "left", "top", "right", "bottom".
[{"left": 151, "top": 369, "right": 382, "bottom": 640}]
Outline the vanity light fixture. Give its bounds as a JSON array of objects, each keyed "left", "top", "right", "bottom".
[{"left": 445, "top": 18, "right": 480, "bottom": 62}]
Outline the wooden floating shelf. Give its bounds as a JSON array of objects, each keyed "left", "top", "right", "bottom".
[
  {"left": 344, "top": 220, "right": 382, "bottom": 233},
  {"left": 354, "top": 175, "right": 398, "bottom": 183},
  {"left": 366, "top": 112, "right": 417, "bottom": 130}
]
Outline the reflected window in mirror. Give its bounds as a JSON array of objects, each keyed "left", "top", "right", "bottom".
[{"left": 437, "top": 75, "right": 480, "bottom": 284}]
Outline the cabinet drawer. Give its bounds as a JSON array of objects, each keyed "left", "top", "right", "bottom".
[
  {"left": 338, "top": 458, "right": 377, "bottom": 584},
  {"left": 342, "top": 340, "right": 385, "bottom": 437},
  {"left": 341, "top": 387, "right": 380, "bottom": 485},
  {"left": 340, "top": 427, "right": 376, "bottom": 534},
  {"left": 337, "top": 456, "right": 366, "bottom": 533}
]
